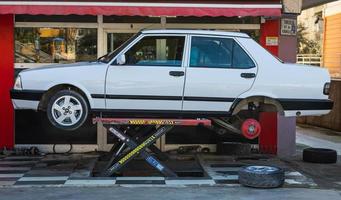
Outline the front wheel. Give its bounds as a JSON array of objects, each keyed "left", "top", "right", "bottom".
[{"left": 46, "top": 90, "right": 89, "bottom": 131}]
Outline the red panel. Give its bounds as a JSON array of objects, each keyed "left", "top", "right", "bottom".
[
  {"left": 0, "top": 5, "right": 281, "bottom": 17},
  {"left": 259, "top": 112, "right": 277, "bottom": 154},
  {"left": 260, "top": 19, "right": 280, "bottom": 56},
  {"left": 0, "top": 14, "right": 14, "bottom": 149}
]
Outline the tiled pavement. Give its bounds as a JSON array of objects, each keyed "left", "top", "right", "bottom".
[
  {"left": 0, "top": 156, "right": 42, "bottom": 186},
  {"left": 0, "top": 154, "right": 317, "bottom": 187}
]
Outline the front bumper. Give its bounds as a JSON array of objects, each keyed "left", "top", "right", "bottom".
[
  {"left": 10, "top": 89, "right": 45, "bottom": 101},
  {"left": 10, "top": 89, "right": 45, "bottom": 110}
]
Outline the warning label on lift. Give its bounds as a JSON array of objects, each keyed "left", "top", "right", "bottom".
[{"left": 128, "top": 119, "right": 175, "bottom": 125}]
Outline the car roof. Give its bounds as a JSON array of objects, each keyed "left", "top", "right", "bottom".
[{"left": 141, "top": 29, "right": 249, "bottom": 38}]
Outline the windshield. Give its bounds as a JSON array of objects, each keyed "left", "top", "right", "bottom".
[{"left": 98, "top": 32, "right": 141, "bottom": 63}]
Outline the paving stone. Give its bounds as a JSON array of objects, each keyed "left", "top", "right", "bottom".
[
  {"left": 166, "top": 179, "right": 215, "bottom": 185},
  {"left": 116, "top": 177, "right": 165, "bottom": 181},
  {"left": 14, "top": 181, "right": 66, "bottom": 185},
  {"left": 0, "top": 181, "right": 16, "bottom": 186},
  {"left": 19, "top": 176, "right": 69, "bottom": 181},
  {"left": 65, "top": 179, "right": 116, "bottom": 185}
]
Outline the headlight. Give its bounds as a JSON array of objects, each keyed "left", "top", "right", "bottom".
[{"left": 14, "top": 76, "right": 22, "bottom": 90}]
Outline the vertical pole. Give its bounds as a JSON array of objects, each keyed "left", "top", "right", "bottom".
[
  {"left": 97, "top": 15, "right": 104, "bottom": 58},
  {"left": 96, "top": 14, "right": 107, "bottom": 152},
  {"left": 97, "top": 121, "right": 108, "bottom": 151},
  {"left": 160, "top": 16, "right": 166, "bottom": 28},
  {"left": 277, "top": 115, "right": 296, "bottom": 157},
  {"left": 259, "top": 113, "right": 297, "bottom": 156},
  {"left": 0, "top": 14, "right": 14, "bottom": 149},
  {"left": 278, "top": 14, "right": 298, "bottom": 63}
]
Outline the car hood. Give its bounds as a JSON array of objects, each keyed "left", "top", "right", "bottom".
[{"left": 22, "top": 61, "right": 106, "bottom": 72}]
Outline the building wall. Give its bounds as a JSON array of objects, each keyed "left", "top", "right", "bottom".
[
  {"left": 297, "top": 80, "right": 341, "bottom": 131},
  {"left": 297, "top": 1, "right": 341, "bottom": 130},
  {"left": 279, "top": 14, "right": 298, "bottom": 63},
  {"left": 324, "top": 2, "right": 341, "bottom": 78},
  {"left": 297, "top": 5, "right": 324, "bottom": 41},
  {"left": 259, "top": 19, "right": 279, "bottom": 56},
  {"left": 297, "top": 0, "right": 341, "bottom": 78}
]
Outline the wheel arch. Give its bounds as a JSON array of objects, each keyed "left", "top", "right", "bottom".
[
  {"left": 38, "top": 83, "right": 93, "bottom": 111},
  {"left": 230, "top": 95, "right": 284, "bottom": 115}
]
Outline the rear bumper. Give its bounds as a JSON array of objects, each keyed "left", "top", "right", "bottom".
[
  {"left": 10, "top": 89, "right": 44, "bottom": 110},
  {"left": 279, "top": 99, "right": 334, "bottom": 117},
  {"left": 279, "top": 99, "right": 334, "bottom": 111}
]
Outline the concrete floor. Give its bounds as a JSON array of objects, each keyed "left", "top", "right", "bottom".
[
  {"left": 296, "top": 125, "right": 341, "bottom": 154},
  {"left": 0, "top": 186, "right": 340, "bottom": 200}
]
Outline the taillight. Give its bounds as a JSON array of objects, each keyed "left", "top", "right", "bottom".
[{"left": 323, "top": 82, "right": 331, "bottom": 95}]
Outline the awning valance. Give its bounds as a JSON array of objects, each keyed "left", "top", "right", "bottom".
[{"left": 0, "top": 1, "right": 282, "bottom": 17}]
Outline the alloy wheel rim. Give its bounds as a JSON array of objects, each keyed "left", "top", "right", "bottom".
[
  {"left": 51, "top": 95, "right": 83, "bottom": 126},
  {"left": 246, "top": 166, "right": 278, "bottom": 172}
]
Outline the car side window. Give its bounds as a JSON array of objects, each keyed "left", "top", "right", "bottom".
[
  {"left": 189, "top": 36, "right": 255, "bottom": 69},
  {"left": 232, "top": 41, "right": 255, "bottom": 69},
  {"left": 190, "top": 36, "right": 233, "bottom": 68},
  {"left": 124, "top": 36, "right": 185, "bottom": 67}
]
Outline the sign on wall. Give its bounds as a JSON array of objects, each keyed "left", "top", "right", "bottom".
[
  {"left": 266, "top": 36, "right": 279, "bottom": 46},
  {"left": 281, "top": 18, "right": 297, "bottom": 36}
]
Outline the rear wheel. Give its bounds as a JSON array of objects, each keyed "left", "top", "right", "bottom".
[{"left": 46, "top": 90, "right": 88, "bottom": 131}]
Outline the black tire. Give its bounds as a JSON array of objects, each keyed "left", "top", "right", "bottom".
[
  {"left": 46, "top": 90, "right": 89, "bottom": 131},
  {"left": 303, "top": 148, "right": 337, "bottom": 164},
  {"left": 238, "top": 165, "right": 285, "bottom": 188}
]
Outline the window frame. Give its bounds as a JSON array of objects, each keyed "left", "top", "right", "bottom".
[
  {"left": 110, "top": 33, "right": 188, "bottom": 68},
  {"left": 187, "top": 34, "right": 256, "bottom": 69}
]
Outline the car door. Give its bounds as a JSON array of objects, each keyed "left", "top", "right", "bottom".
[
  {"left": 182, "top": 35, "right": 257, "bottom": 113},
  {"left": 105, "top": 34, "right": 187, "bottom": 113}
]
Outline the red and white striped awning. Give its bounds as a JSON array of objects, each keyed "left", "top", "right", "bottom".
[{"left": 0, "top": 1, "right": 282, "bottom": 17}]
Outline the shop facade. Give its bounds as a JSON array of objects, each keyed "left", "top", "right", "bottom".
[{"left": 0, "top": 0, "right": 301, "bottom": 151}]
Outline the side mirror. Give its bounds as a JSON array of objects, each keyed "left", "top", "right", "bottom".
[{"left": 116, "top": 54, "right": 126, "bottom": 65}]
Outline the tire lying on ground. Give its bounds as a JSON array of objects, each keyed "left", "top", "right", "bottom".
[
  {"left": 303, "top": 148, "right": 337, "bottom": 164},
  {"left": 238, "top": 165, "right": 285, "bottom": 188}
]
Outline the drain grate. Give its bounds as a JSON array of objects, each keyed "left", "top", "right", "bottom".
[
  {"left": 215, "top": 171, "right": 239, "bottom": 175},
  {"left": 175, "top": 171, "right": 204, "bottom": 177}
]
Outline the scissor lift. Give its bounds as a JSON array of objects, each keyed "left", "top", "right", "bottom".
[{"left": 93, "top": 117, "right": 211, "bottom": 177}]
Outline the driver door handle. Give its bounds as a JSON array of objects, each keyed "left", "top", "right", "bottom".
[
  {"left": 169, "top": 71, "right": 185, "bottom": 77},
  {"left": 241, "top": 73, "right": 256, "bottom": 79}
]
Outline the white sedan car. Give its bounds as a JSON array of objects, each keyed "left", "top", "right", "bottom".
[{"left": 11, "top": 29, "right": 333, "bottom": 131}]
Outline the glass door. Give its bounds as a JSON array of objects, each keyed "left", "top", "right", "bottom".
[{"left": 104, "top": 30, "right": 137, "bottom": 55}]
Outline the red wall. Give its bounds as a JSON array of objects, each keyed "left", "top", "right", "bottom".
[
  {"left": 0, "top": 14, "right": 14, "bottom": 149},
  {"left": 260, "top": 19, "right": 279, "bottom": 56}
]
